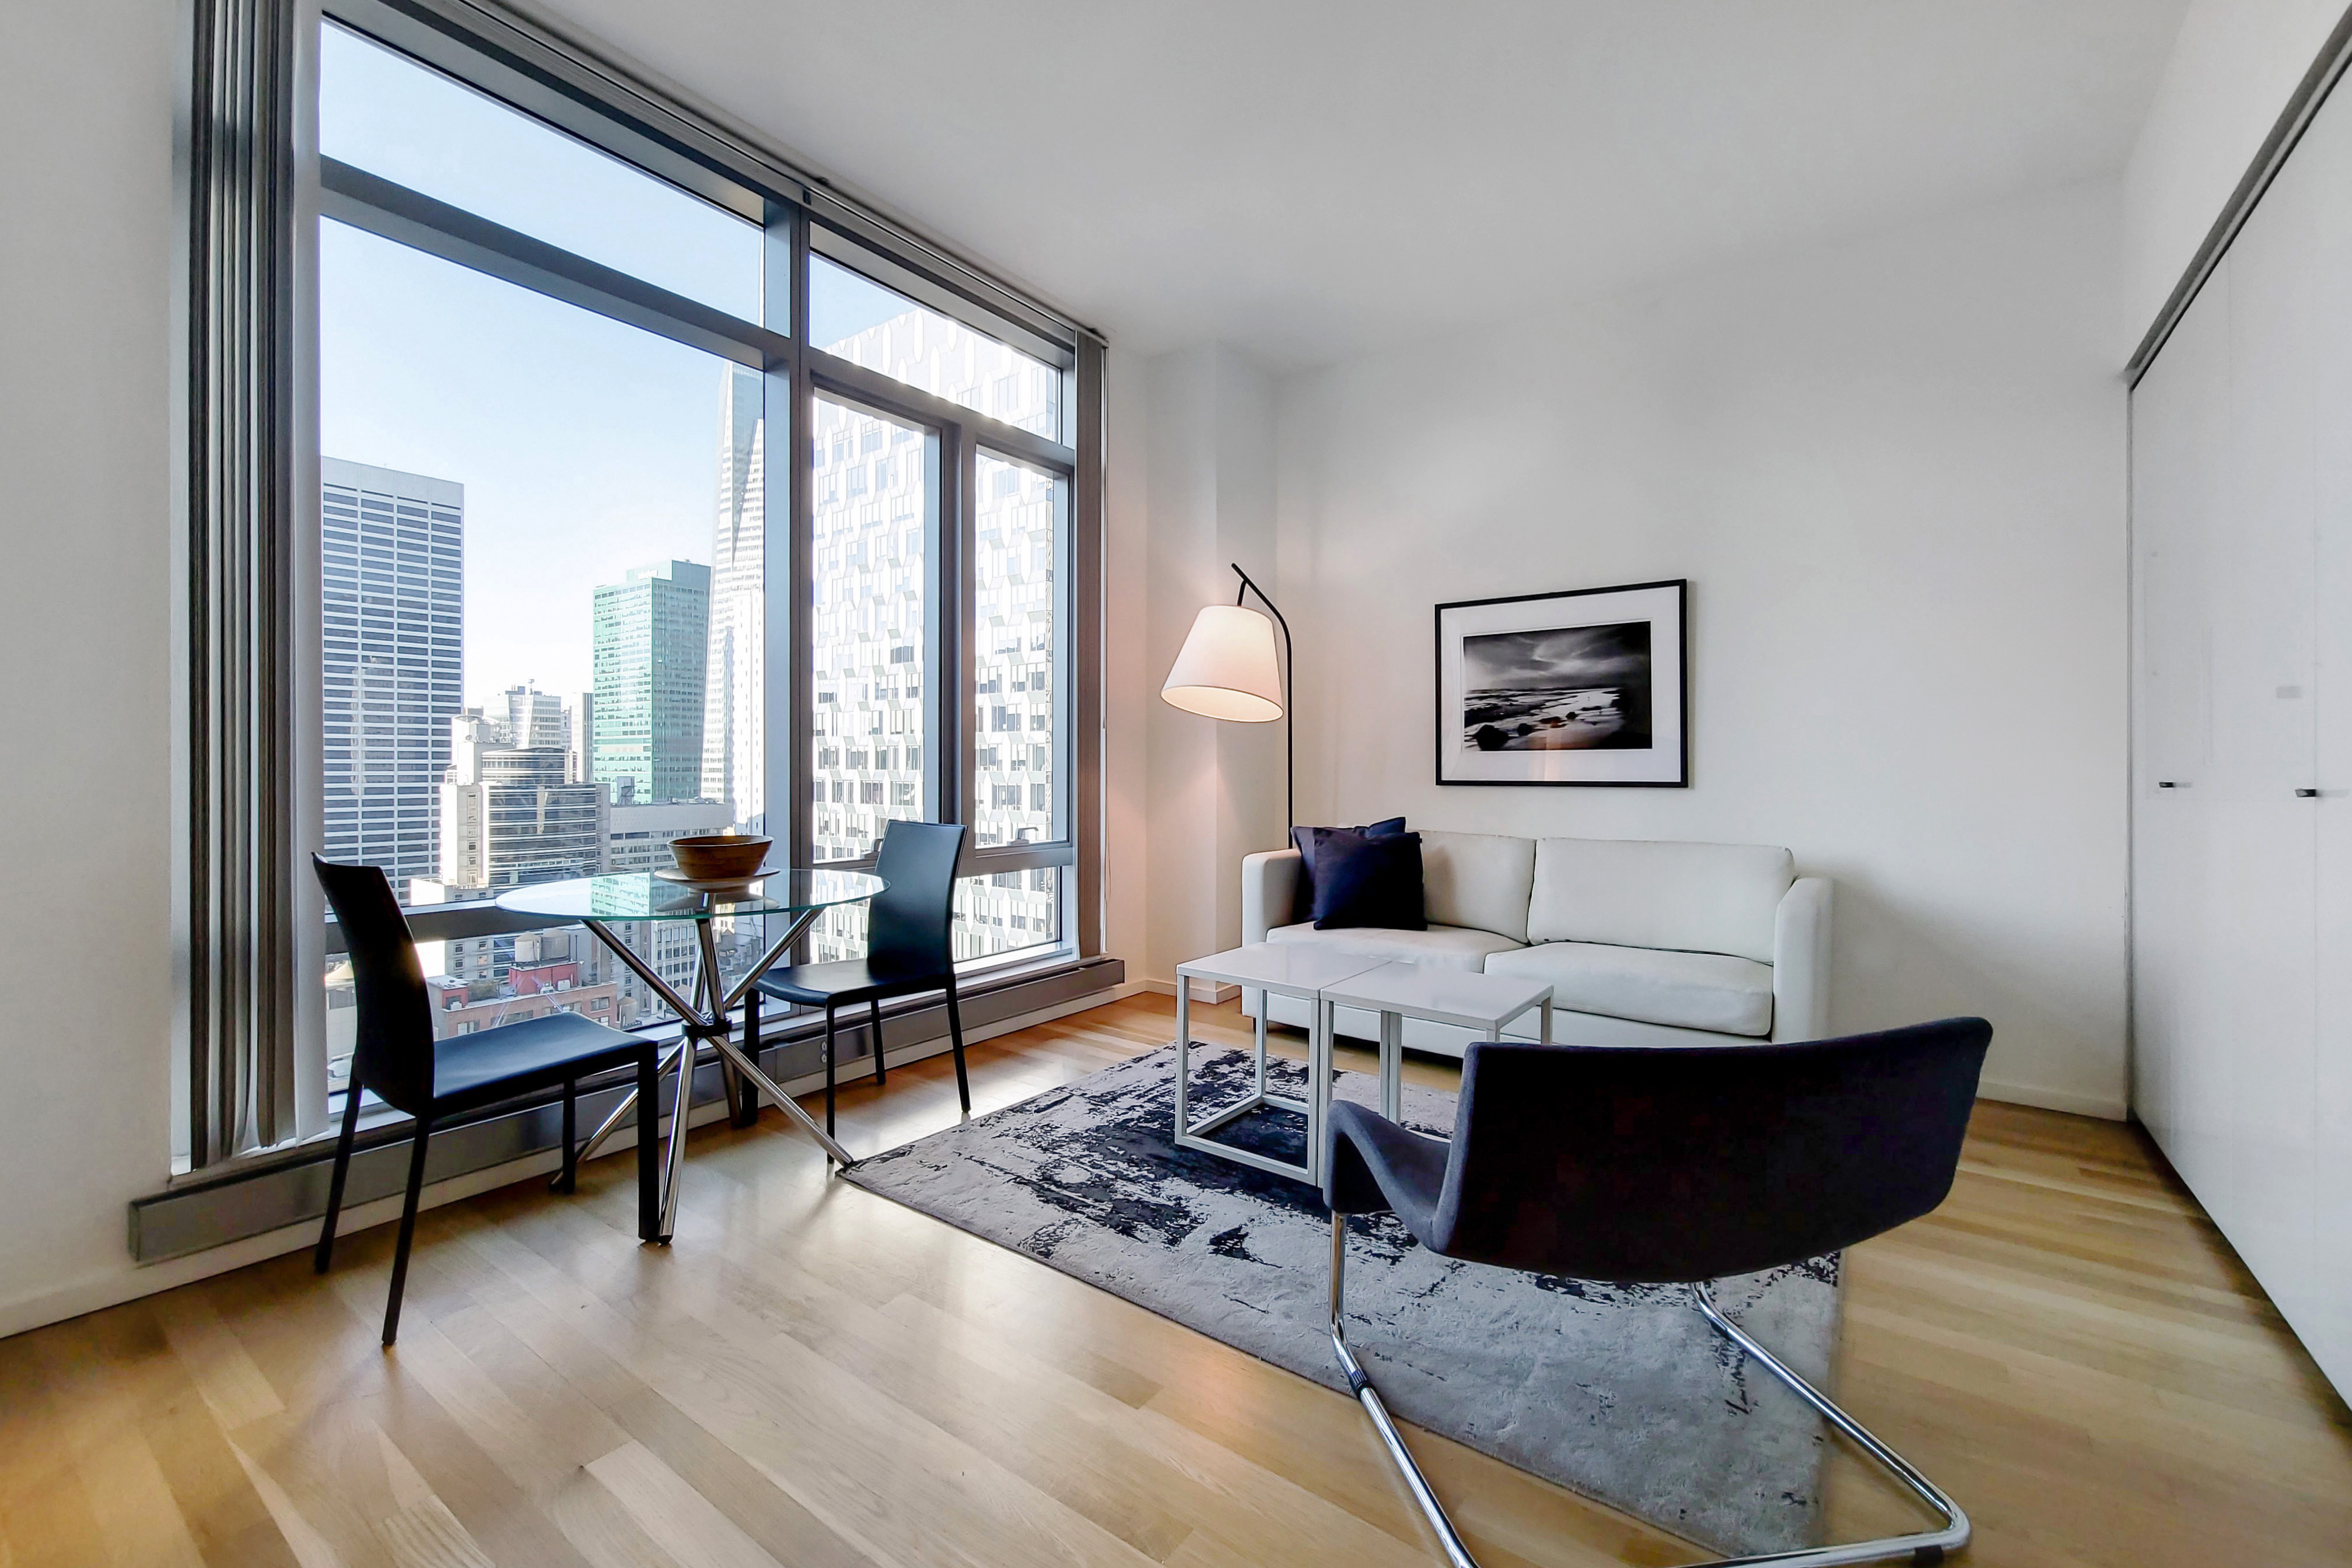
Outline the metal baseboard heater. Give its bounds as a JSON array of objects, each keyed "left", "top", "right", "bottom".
[{"left": 130, "top": 955, "right": 1122, "bottom": 1262}]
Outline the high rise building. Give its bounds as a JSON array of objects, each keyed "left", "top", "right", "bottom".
[
  {"left": 565, "top": 691, "right": 593, "bottom": 783},
  {"left": 497, "top": 682, "right": 568, "bottom": 752},
  {"left": 431, "top": 710, "right": 607, "bottom": 892},
  {"left": 320, "top": 457, "right": 463, "bottom": 897},
  {"left": 701, "top": 363, "right": 764, "bottom": 830},
  {"left": 592, "top": 559, "right": 710, "bottom": 804}
]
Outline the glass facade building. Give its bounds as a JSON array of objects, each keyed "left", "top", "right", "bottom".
[{"left": 592, "top": 559, "right": 711, "bottom": 804}]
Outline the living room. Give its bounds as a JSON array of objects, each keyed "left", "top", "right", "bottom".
[{"left": 2, "top": 1, "right": 2348, "bottom": 1564}]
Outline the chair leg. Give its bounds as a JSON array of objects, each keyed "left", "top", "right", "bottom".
[
  {"left": 637, "top": 1051, "right": 660, "bottom": 1241},
  {"left": 1328, "top": 1213, "right": 1477, "bottom": 1568},
  {"left": 824, "top": 1004, "right": 838, "bottom": 1136},
  {"left": 314, "top": 1072, "right": 364, "bottom": 1275},
  {"left": 382, "top": 1118, "right": 433, "bottom": 1347},
  {"left": 1325, "top": 1229, "right": 1974, "bottom": 1568},
  {"left": 1690, "top": 1283, "right": 1971, "bottom": 1566},
  {"left": 558, "top": 1080, "right": 578, "bottom": 1194},
  {"left": 944, "top": 981, "right": 970, "bottom": 1115},
  {"left": 869, "top": 997, "right": 887, "bottom": 1087},
  {"left": 733, "top": 991, "right": 763, "bottom": 1128}
]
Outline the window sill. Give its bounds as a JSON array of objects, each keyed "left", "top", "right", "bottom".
[{"left": 132, "top": 954, "right": 1123, "bottom": 1262}]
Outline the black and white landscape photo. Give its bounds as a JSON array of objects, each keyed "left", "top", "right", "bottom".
[
  {"left": 1435, "top": 579, "right": 1686, "bottom": 786},
  {"left": 1461, "top": 621, "right": 1652, "bottom": 752}
]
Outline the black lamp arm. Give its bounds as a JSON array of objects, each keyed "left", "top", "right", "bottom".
[{"left": 1228, "top": 562, "right": 1295, "bottom": 835}]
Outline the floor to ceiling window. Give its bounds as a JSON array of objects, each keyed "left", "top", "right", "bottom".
[{"left": 284, "top": 0, "right": 1093, "bottom": 1139}]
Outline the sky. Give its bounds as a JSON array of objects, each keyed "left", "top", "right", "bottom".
[
  {"left": 1462, "top": 622, "right": 1651, "bottom": 691},
  {"left": 318, "top": 23, "right": 914, "bottom": 709}
]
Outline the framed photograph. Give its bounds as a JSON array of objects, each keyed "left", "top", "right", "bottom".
[{"left": 1434, "top": 579, "right": 1688, "bottom": 786}]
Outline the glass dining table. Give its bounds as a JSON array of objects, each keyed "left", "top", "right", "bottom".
[{"left": 495, "top": 867, "right": 885, "bottom": 1241}]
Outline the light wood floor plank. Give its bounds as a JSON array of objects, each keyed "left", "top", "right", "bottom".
[{"left": 0, "top": 994, "right": 2346, "bottom": 1567}]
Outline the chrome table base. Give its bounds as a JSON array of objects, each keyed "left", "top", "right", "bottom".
[{"left": 564, "top": 907, "right": 855, "bottom": 1242}]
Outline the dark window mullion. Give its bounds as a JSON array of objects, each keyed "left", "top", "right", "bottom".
[
  {"left": 1073, "top": 337, "right": 1106, "bottom": 957},
  {"left": 320, "top": 159, "right": 784, "bottom": 370},
  {"left": 925, "top": 420, "right": 953, "bottom": 828},
  {"left": 785, "top": 204, "right": 816, "bottom": 949},
  {"left": 954, "top": 425, "right": 979, "bottom": 861}
]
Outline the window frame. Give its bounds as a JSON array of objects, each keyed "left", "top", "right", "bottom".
[{"left": 198, "top": 0, "right": 1102, "bottom": 1168}]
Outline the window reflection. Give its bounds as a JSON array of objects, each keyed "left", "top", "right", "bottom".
[
  {"left": 810, "top": 254, "right": 1060, "bottom": 439},
  {"left": 809, "top": 397, "right": 928, "bottom": 868}
]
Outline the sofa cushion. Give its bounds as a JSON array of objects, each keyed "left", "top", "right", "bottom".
[
  {"left": 1313, "top": 830, "right": 1426, "bottom": 930},
  {"left": 1292, "top": 817, "right": 1407, "bottom": 919},
  {"left": 1419, "top": 830, "right": 1536, "bottom": 944},
  {"left": 1527, "top": 838, "right": 1794, "bottom": 964},
  {"left": 1487, "top": 940, "right": 1774, "bottom": 1037},
  {"left": 1267, "top": 921, "right": 1522, "bottom": 973}
]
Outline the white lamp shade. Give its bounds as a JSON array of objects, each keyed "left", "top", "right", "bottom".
[{"left": 1161, "top": 603, "right": 1283, "bottom": 722}]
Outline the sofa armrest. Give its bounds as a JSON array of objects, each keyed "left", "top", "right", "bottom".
[
  {"left": 1771, "top": 876, "right": 1833, "bottom": 1042},
  {"left": 1242, "top": 848, "right": 1303, "bottom": 944}
]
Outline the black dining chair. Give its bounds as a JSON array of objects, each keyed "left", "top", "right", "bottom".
[
  {"left": 313, "top": 855, "right": 664, "bottom": 1346},
  {"left": 1324, "top": 1018, "right": 1993, "bottom": 1568},
  {"left": 743, "top": 819, "right": 970, "bottom": 1136}
]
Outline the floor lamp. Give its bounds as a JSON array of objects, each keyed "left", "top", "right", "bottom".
[{"left": 1161, "top": 562, "right": 1293, "bottom": 834}]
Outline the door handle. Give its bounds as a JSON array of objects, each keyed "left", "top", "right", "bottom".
[
  {"left": 2297, "top": 788, "right": 2320, "bottom": 798},
  {"left": 2157, "top": 780, "right": 2183, "bottom": 789}
]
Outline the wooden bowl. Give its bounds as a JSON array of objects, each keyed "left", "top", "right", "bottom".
[{"left": 668, "top": 834, "right": 772, "bottom": 883}]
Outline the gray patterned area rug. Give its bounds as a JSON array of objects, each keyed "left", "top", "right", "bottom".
[{"left": 846, "top": 1044, "right": 1837, "bottom": 1556}]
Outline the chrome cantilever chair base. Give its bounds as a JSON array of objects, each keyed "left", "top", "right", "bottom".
[{"left": 1328, "top": 1215, "right": 1971, "bottom": 1568}]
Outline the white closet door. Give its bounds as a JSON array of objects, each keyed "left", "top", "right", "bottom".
[
  {"left": 2130, "top": 272, "right": 2224, "bottom": 1171},
  {"left": 2135, "top": 61, "right": 2352, "bottom": 1403},
  {"left": 2304, "top": 82, "right": 2352, "bottom": 1394},
  {"left": 2208, "top": 120, "right": 2320, "bottom": 1318}
]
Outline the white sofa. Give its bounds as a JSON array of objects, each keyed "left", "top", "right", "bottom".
[{"left": 1240, "top": 831, "right": 1832, "bottom": 1055}]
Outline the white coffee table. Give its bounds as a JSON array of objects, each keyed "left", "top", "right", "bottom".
[
  {"left": 1318, "top": 963, "right": 1554, "bottom": 1121},
  {"left": 1172, "top": 943, "right": 1387, "bottom": 1185}
]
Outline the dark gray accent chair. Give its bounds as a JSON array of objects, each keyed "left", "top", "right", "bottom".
[{"left": 1324, "top": 1017, "right": 1993, "bottom": 1568}]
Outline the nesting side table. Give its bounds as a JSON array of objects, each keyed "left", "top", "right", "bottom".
[
  {"left": 1316, "top": 963, "right": 1553, "bottom": 1121},
  {"left": 1172, "top": 944, "right": 1387, "bottom": 1185}
]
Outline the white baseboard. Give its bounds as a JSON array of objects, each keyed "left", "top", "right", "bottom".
[{"left": 1978, "top": 1076, "right": 2128, "bottom": 1122}]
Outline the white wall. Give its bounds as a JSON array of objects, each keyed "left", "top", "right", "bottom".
[
  {"left": 0, "top": 0, "right": 184, "bottom": 1329},
  {"left": 1269, "top": 180, "right": 2132, "bottom": 1116},
  {"left": 1139, "top": 345, "right": 1285, "bottom": 991},
  {"left": 2122, "top": 0, "right": 2347, "bottom": 355}
]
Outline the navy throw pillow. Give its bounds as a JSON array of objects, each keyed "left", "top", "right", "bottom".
[
  {"left": 1312, "top": 830, "right": 1426, "bottom": 931},
  {"left": 1290, "top": 816, "right": 1405, "bottom": 921}
]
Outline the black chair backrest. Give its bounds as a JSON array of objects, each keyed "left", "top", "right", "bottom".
[
  {"left": 865, "top": 820, "right": 967, "bottom": 977},
  {"left": 313, "top": 855, "right": 438, "bottom": 1116},
  {"left": 1432, "top": 1019, "right": 1992, "bottom": 1282}
]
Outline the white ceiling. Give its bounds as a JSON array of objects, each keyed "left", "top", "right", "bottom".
[{"left": 532, "top": 0, "right": 2190, "bottom": 370}]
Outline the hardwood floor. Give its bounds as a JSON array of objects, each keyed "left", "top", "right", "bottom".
[{"left": 2, "top": 993, "right": 2347, "bottom": 1567}]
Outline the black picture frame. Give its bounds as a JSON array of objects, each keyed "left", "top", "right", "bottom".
[{"left": 1433, "top": 579, "right": 1689, "bottom": 788}]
